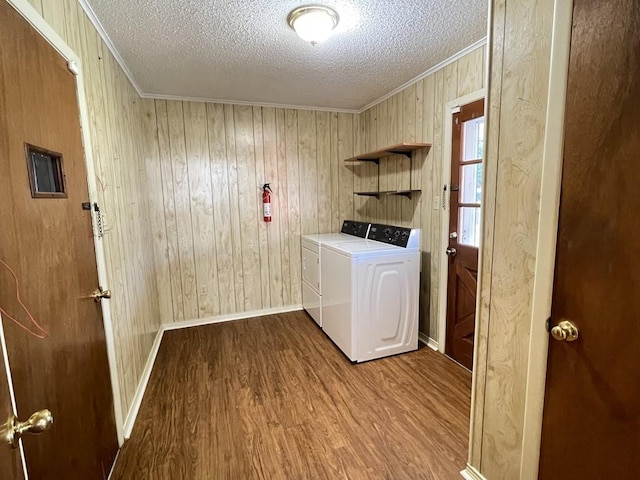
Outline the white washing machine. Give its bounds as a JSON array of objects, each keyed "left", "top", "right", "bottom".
[
  {"left": 320, "top": 224, "right": 420, "bottom": 362},
  {"left": 300, "top": 221, "right": 371, "bottom": 327}
]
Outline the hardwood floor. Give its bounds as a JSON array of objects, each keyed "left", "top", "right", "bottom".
[{"left": 111, "top": 312, "right": 471, "bottom": 479}]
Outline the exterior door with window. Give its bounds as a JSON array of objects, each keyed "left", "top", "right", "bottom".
[
  {"left": 445, "top": 98, "right": 484, "bottom": 370},
  {"left": 0, "top": 1, "right": 119, "bottom": 478}
]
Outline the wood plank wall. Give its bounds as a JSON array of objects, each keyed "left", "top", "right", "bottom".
[
  {"left": 469, "top": 1, "right": 555, "bottom": 478},
  {"left": 146, "top": 102, "right": 358, "bottom": 321},
  {"left": 24, "top": 0, "right": 162, "bottom": 419},
  {"left": 356, "top": 45, "right": 486, "bottom": 339}
]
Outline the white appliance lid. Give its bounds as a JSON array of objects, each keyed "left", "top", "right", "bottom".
[
  {"left": 301, "top": 233, "right": 368, "bottom": 246},
  {"left": 323, "top": 240, "right": 418, "bottom": 257}
]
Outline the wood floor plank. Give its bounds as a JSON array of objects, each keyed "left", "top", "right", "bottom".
[{"left": 111, "top": 311, "right": 471, "bottom": 479}]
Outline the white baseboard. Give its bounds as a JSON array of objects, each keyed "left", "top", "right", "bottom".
[
  {"left": 418, "top": 332, "right": 439, "bottom": 351},
  {"left": 162, "top": 304, "right": 303, "bottom": 331},
  {"left": 123, "top": 328, "right": 164, "bottom": 439},
  {"left": 461, "top": 465, "right": 487, "bottom": 480},
  {"left": 107, "top": 448, "right": 121, "bottom": 480}
]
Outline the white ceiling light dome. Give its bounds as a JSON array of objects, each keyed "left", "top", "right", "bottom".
[{"left": 287, "top": 5, "right": 339, "bottom": 45}]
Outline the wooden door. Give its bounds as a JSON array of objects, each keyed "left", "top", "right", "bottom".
[
  {"left": 445, "top": 99, "right": 484, "bottom": 370},
  {"left": 539, "top": 1, "right": 640, "bottom": 478},
  {"left": 0, "top": 334, "right": 24, "bottom": 480},
  {"left": 0, "top": 2, "right": 119, "bottom": 478}
]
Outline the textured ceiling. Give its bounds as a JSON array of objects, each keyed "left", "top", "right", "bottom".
[{"left": 85, "top": 0, "right": 488, "bottom": 111}]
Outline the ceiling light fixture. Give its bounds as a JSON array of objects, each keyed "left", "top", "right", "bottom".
[{"left": 287, "top": 5, "right": 339, "bottom": 45}]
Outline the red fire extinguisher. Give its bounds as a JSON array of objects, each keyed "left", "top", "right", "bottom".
[{"left": 262, "top": 183, "right": 272, "bottom": 223}]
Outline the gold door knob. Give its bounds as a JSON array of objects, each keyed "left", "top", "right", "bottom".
[
  {"left": 90, "top": 287, "right": 111, "bottom": 302},
  {"left": 1, "top": 409, "right": 53, "bottom": 449},
  {"left": 551, "top": 320, "right": 579, "bottom": 342}
]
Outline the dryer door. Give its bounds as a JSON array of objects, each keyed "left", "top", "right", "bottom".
[
  {"left": 356, "top": 252, "right": 420, "bottom": 362},
  {"left": 301, "top": 246, "right": 320, "bottom": 291}
]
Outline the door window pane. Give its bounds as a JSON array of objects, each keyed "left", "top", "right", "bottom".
[
  {"left": 459, "top": 207, "right": 481, "bottom": 247},
  {"left": 33, "top": 153, "right": 62, "bottom": 192},
  {"left": 462, "top": 117, "right": 485, "bottom": 161},
  {"left": 461, "top": 163, "right": 483, "bottom": 204},
  {"left": 25, "top": 144, "right": 66, "bottom": 198}
]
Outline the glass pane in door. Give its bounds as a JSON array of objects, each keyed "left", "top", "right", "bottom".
[
  {"left": 462, "top": 117, "right": 485, "bottom": 161},
  {"left": 459, "top": 206, "right": 481, "bottom": 247},
  {"left": 461, "top": 163, "right": 483, "bottom": 204}
]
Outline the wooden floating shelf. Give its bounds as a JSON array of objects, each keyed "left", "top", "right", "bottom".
[
  {"left": 354, "top": 190, "right": 422, "bottom": 199},
  {"left": 344, "top": 142, "right": 431, "bottom": 164}
]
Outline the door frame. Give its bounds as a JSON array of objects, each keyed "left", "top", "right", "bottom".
[
  {"left": 517, "top": 1, "right": 573, "bottom": 477},
  {"left": 463, "top": 1, "right": 575, "bottom": 478},
  {"left": 436, "top": 88, "right": 486, "bottom": 354},
  {"left": 0, "top": 312, "right": 27, "bottom": 477},
  {"left": 3, "top": 0, "right": 124, "bottom": 445}
]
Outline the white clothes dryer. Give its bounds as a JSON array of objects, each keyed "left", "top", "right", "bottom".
[
  {"left": 320, "top": 224, "right": 420, "bottom": 362},
  {"left": 300, "top": 221, "right": 371, "bottom": 327}
]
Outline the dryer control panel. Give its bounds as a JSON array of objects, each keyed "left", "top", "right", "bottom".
[
  {"left": 368, "top": 224, "right": 418, "bottom": 248},
  {"left": 341, "top": 220, "right": 370, "bottom": 238}
]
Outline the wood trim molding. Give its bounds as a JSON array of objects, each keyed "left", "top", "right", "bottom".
[
  {"left": 162, "top": 305, "right": 304, "bottom": 331},
  {"left": 6, "top": 0, "right": 125, "bottom": 445},
  {"left": 520, "top": 1, "right": 574, "bottom": 478},
  {"left": 0, "top": 316, "right": 28, "bottom": 479},
  {"left": 73, "top": 0, "right": 487, "bottom": 114},
  {"left": 141, "top": 93, "right": 360, "bottom": 114},
  {"left": 418, "top": 332, "right": 439, "bottom": 351},
  {"left": 145, "top": 40, "right": 487, "bottom": 113},
  {"left": 75, "top": 0, "right": 143, "bottom": 97},
  {"left": 467, "top": 0, "right": 501, "bottom": 468},
  {"left": 461, "top": 464, "right": 488, "bottom": 480},
  {"left": 359, "top": 38, "right": 488, "bottom": 113},
  {"left": 123, "top": 329, "right": 164, "bottom": 438}
]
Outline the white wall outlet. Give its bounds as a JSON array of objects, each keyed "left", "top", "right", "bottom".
[
  {"left": 433, "top": 196, "right": 440, "bottom": 210},
  {"left": 200, "top": 285, "right": 207, "bottom": 295}
]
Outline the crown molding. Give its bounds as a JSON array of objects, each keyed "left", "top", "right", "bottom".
[
  {"left": 76, "top": 0, "right": 143, "bottom": 97},
  {"left": 141, "top": 93, "right": 360, "bottom": 114},
  {"left": 73, "top": 2, "right": 485, "bottom": 115},
  {"left": 357, "top": 37, "right": 487, "bottom": 113}
]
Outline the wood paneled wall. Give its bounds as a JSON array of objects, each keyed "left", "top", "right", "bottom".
[
  {"left": 146, "top": 101, "right": 359, "bottom": 322},
  {"left": 24, "top": 0, "right": 162, "bottom": 419},
  {"left": 469, "top": 0, "right": 556, "bottom": 478},
  {"left": 22, "top": 0, "right": 486, "bottom": 427},
  {"left": 356, "top": 45, "right": 486, "bottom": 339}
]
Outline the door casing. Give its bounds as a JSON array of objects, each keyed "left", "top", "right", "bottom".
[
  {"left": 436, "top": 88, "right": 486, "bottom": 354},
  {"left": 516, "top": 2, "right": 573, "bottom": 477},
  {"left": 4, "top": 0, "right": 124, "bottom": 444},
  {"left": 464, "top": 1, "right": 575, "bottom": 478},
  {"left": 0, "top": 314, "right": 27, "bottom": 478}
]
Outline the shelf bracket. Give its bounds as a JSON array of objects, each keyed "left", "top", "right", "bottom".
[
  {"left": 355, "top": 157, "right": 380, "bottom": 164},
  {"left": 386, "top": 150, "right": 412, "bottom": 159}
]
